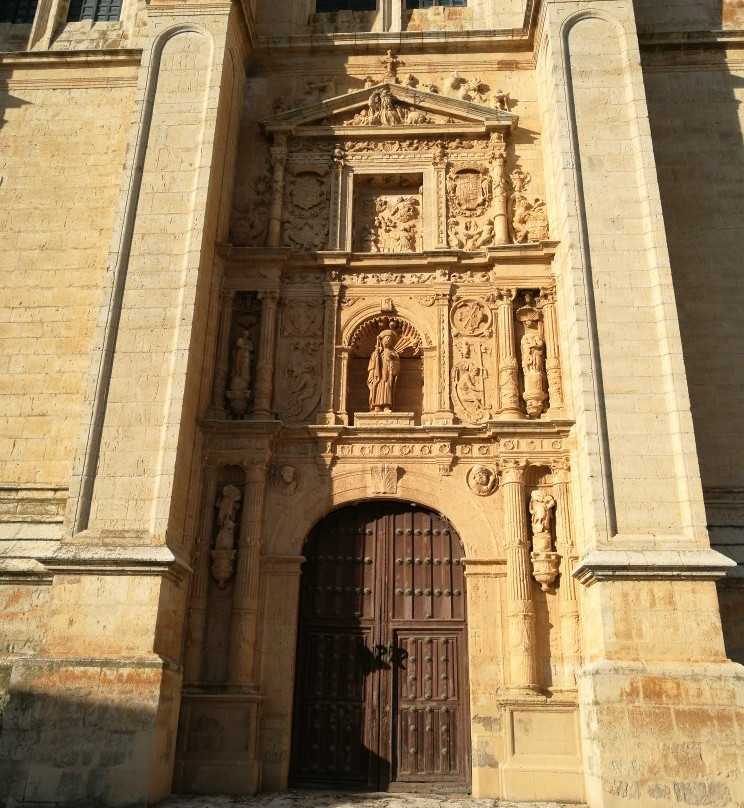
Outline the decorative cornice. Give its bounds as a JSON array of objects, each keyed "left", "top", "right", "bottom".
[{"left": 573, "top": 548, "right": 736, "bottom": 586}]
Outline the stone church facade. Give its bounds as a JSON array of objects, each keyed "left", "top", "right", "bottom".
[{"left": 0, "top": 0, "right": 743, "bottom": 806}]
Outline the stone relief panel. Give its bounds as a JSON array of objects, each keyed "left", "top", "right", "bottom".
[
  {"left": 450, "top": 297, "right": 495, "bottom": 424},
  {"left": 275, "top": 299, "right": 324, "bottom": 424},
  {"left": 353, "top": 174, "right": 423, "bottom": 253},
  {"left": 446, "top": 164, "right": 495, "bottom": 250},
  {"left": 230, "top": 168, "right": 271, "bottom": 246},
  {"left": 510, "top": 169, "right": 549, "bottom": 243},
  {"left": 282, "top": 164, "right": 330, "bottom": 252}
]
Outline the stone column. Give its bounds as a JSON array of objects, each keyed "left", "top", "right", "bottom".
[
  {"left": 228, "top": 462, "right": 268, "bottom": 688},
  {"left": 266, "top": 134, "right": 287, "bottom": 248},
  {"left": 539, "top": 284, "right": 565, "bottom": 412},
  {"left": 252, "top": 290, "right": 279, "bottom": 420},
  {"left": 328, "top": 146, "right": 345, "bottom": 250},
  {"left": 318, "top": 279, "right": 342, "bottom": 424},
  {"left": 502, "top": 458, "right": 538, "bottom": 692},
  {"left": 337, "top": 346, "right": 352, "bottom": 424},
  {"left": 183, "top": 476, "right": 219, "bottom": 685},
  {"left": 553, "top": 458, "right": 580, "bottom": 690},
  {"left": 491, "top": 149, "right": 510, "bottom": 245},
  {"left": 208, "top": 290, "right": 235, "bottom": 417},
  {"left": 432, "top": 145, "right": 448, "bottom": 249},
  {"left": 494, "top": 288, "right": 522, "bottom": 419},
  {"left": 434, "top": 289, "right": 453, "bottom": 422}
]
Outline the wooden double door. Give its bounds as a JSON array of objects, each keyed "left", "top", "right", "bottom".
[{"left": 291, "top": 502, "right": 470, "bottom": 791}]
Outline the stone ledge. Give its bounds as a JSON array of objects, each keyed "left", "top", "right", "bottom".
[{"left": 572, "top": 548, "right": 736, "bottom": 586}]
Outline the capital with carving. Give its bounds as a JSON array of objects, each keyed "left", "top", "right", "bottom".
[{"left": 500, "top": 457, "right": 528, "bottom": 485}]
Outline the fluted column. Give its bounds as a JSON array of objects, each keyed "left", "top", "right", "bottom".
[
  {"left": 553, "top": 458, "right": 580, "bottom": 689},
  {"left": 494, "top": 288, "right": 522, "bottom": 418},
  {"left": 318, "top": 280, "right": 341, "bottom": 424},
  {"left": 252, "top": 290, "right": 279, "bottom": 419},
  {"left": 228, "top": 463, "right": 268, "bottom": 688},
  {"left": 208, "top": 290, "right": 235, "bottom": 417},
  {"left": 491, "top": 149, "right": 510, "bottom": 245},
  {"left": 266, "top": 134, "right": 287, "bottom": 248},
  {"left": 337, "top": 346, "right": 352, "bottom": 424},
  {"left": 328, "top": 145, "right": 345, "bottom": 250},
  {"left": 502, "top": 458, "right": 538, "bottom": 692},
  {"left": 434, "top": 289, "right": 454, "bottom": 422},
  {"left": 539, "top": 284, "right": 564, "bottom": 413},
  {"left": 183, "top": 476, "right": 219, "bottom": 685}
]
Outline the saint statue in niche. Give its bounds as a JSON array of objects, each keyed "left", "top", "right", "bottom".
[{"left": 367, "top": 325, "right": 401, "bottom": 412}]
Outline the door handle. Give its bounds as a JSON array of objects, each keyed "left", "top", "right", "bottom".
[{"left": 375, "top": 642, "right": 393, "bottom": 661}]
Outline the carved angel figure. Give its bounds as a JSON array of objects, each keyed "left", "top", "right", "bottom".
[
  {"left": 529, "top": 489, "right": 556, "bottom": 553},
  {"left": 367, "top": 327, "right": 401, "bottom": 412}
]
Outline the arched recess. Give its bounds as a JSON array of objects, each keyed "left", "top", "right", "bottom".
[
  {"left": 344, "top": 314, "right": 426, "bottom": 423},
  {"left": 289, "top": 500, "right": 471, "bottom": 791}
]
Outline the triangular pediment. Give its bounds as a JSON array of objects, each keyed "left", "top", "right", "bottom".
[{"left": 261, "top": 82, "right": 517, "bottom": 137}]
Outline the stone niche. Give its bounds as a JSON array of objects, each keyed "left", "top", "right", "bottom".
[{"left": 346, "top": 316, "right": 424, "bottom": 424}]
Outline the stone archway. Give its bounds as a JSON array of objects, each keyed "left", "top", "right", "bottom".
[{"left": 290, "top": 500, "right": 471, "bottom": 791}]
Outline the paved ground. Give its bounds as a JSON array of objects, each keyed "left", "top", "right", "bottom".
[{"left": 156, "top": 790, "right": 582, "bottom": 808}]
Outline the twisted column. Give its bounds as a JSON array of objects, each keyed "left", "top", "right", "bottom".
[
  {"left": 494, "top": 288, "right": 522, "bottom": 418},
  {"left": 553, "top": 458, "right": 581, "bottom": 689},
  {"left": 228, "top": 463, "right": 268, "bottom": 688},
  {"left": 266, "top": 134, "right": 287, "bottom": 248},
  {"left": 182, "top": 476, "right": 219, "bottom": 685},
  {"left": 502, "top": 458, "right": 538, "bottom": 692},
  {"left": 539, "top": 284, "right": 564, "bottom": 412},
  {"left": 252, "top": 290, "right": 279, "bottom": 419}
]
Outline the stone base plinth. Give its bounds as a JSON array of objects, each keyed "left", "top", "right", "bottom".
[
  {"left": 579, "top": 660, "right": 744, "bottom": 808},
  {"left": 173, "top": 692, "right": 262, "bottom": 795},
  {"left": 353, "top": 411, "right": 415, "bottom": 427}
]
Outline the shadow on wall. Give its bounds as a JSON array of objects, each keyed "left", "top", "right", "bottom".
[
  {"left": 640, "top": 1, "right": 744, "bottom": 664},
  {"left": 0, "top": 80, "right": 31, "bottom": 131},
  {"left": 0, "top": 682, "right": 163, "bottom": 807}
]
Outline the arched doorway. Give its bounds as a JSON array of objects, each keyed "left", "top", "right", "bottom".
[{"left": 290, "top": 501, "right": 470, "bottom": 791}]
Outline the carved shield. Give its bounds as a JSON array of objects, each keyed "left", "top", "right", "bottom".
[
  {"left": 289, "top": 172, "right": 325, "bottom": 211},
  {"left": 452, "top": 170, "right": 486, "bottom": 211}
]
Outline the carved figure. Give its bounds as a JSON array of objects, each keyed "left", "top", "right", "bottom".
[
  {"left": 381, "top": 50, "right": 404, "bottom": 82},
  {"left": 226, "top": 331, "right": 254, "bottom": 417},
  {"left": 211, "top": 484, "right": 242, "bottom": 587},
  {"left": 467, "top": 465, "right": 498, "bottom": 496},
  {"left": 509, "top": 170, "right": 550, "bottom": 243},
  {"left": 529, "top": 488, "right": 556, "bottom": 547},
  {"left": 274, "top": 464, "right": 300, "bottom": 494},
  {"left": 529, "top": 488, "right": 559, "bottom": 590},
  {"left": 517, "top": 294, "right": 547, "bottom": 417},
  {"left": 452, "top": 342, "right": 489, "bottom": 423},
  {"left": 282, "top": 342, "right": 321, "bottom": 420},
  {"left": 493, "top": 88, "right": 510, "bottom": 110},
  {"left": 367, "top": 326, "right": 401, "bottom": 412}
]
